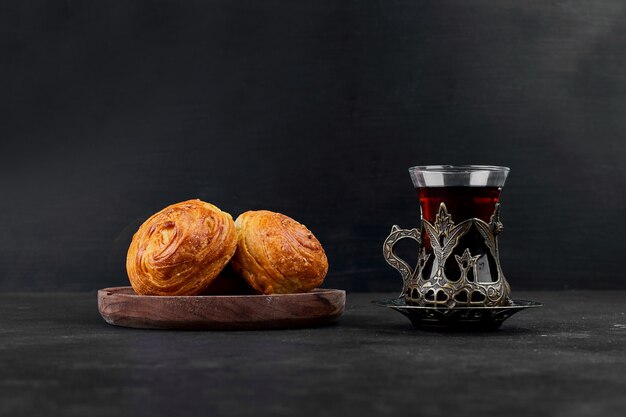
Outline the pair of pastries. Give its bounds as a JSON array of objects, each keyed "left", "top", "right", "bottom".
[{"left": 126, "top": 200, "right": 328, "bottom": 296}]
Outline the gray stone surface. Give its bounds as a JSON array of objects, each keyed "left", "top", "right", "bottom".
[{"left": 1, "top": 291, "right": 625, "bottom": 417}]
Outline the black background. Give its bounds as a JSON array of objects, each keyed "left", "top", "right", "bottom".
[{"left": 2, "top": 0, "right": 625, "bottom": 292}]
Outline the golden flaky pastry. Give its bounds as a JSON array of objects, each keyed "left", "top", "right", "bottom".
[
  {"left": 231, "top": 210, "right": 328, "bottom": 294},
  {"left": 126, "top": 199, "right": 237, "bottom": 296}
]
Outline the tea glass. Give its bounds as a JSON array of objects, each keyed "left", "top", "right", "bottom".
[{"left": 383, "top": 165, "right": 512, "bottom": 308}]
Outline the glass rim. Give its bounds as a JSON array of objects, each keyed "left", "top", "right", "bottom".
[{"left": 408, "top": 165, "right": 510, "bottom": 173}]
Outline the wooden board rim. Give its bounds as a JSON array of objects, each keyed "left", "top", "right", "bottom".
[{"left": 98, "top": 286, "right": 346, "bottom": 331}]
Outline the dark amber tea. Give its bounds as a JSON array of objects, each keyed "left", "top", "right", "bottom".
[
  {"left": 418, "top": 186, "right": 501, "bottom": 223},
  {"left": 417, "top": 186, "right": 503, "bottom": 285}
]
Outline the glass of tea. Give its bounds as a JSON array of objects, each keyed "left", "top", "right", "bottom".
[{"left": 383, "top": 165, "right": 512, "bottom": 308}]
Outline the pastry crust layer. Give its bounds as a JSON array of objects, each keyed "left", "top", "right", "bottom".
[
  {"left": 126, "top": 199, "right": 237, "bottom": 296},
  {"left": 231, "top": 210, "right": 328, "bottom": 294}
]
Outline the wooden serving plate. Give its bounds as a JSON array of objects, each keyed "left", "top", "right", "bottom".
[{"left": 98, "top": 286, "right": 345, "bottom": 330}]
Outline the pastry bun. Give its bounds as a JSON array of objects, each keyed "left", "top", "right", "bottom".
[
  {"left": 126, "top": 199, "right": 237, "bottom": 296},
  {"left": 231, "top": 210, "right": 328, "bottom": 294}
]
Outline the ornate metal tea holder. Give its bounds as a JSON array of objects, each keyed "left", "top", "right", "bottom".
[{"left": 378, "top": 202, "right": 541, "bottom": 331}]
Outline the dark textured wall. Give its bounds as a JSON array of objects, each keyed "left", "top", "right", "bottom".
[{"left": 2, "top": 0, "right": 626, "bottom": 292}]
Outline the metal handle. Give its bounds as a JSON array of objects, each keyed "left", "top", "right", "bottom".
[{"left": 382, "top": 225, "right": 421, "bottom": 296}]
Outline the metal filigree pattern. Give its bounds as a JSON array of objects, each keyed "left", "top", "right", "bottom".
[
  {"left": 383, "top": 203, "right": 512, "bottom": 308},
  {"left": 382, "top": 225, "right": 421, "bottom": 296}
]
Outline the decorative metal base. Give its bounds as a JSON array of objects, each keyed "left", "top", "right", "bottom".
[
  {"left": 384, "top": 202, "right": 512, "bottom": 308},
  {"left": 373, "top": 298, "right": 542, "bottom": 331}
]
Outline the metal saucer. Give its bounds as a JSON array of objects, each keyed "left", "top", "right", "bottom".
[{"left": 373, "top": 298, "right": 542, "bottom": 331}]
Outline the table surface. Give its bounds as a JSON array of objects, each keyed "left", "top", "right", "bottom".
[{"left": 1, "top": 291, "right": 625, "bottom": 417}]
